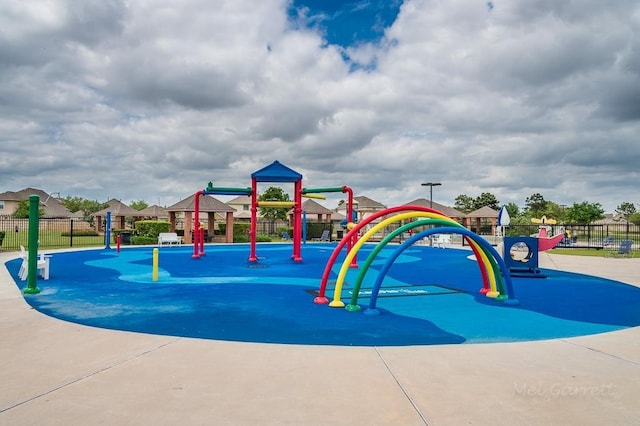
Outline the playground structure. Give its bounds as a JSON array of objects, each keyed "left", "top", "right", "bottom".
[
  {"left": 191, "top": 161, "right": 358, "bottom": 263},
  {"left": 314, "top": 205, "right": 519, "bottom": 312},
  {"left": 497, "top": 215, "right": 565, "bottom": 278}
]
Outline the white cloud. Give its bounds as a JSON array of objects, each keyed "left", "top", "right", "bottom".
[{"left": 0, "top": 0, "right": 638, "bottom": 213}]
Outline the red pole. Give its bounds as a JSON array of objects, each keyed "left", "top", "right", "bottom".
[
  {"left": 116, "top": 235, "right": 121, "bottom": 253},
  {"left": 193, "top": 191, "right": 203, "bottom": 259},
  {"left": 199, "top": 226, "right": 205, "bottom": 256},
  {"left": 249, "top": 178, "right": 258, "bottom": 262},
  {"left": 293, "top": 179, "right": 303, "bottom": 262},
  {"left": 342, "top": 186, "right": 358, "bottom": 268}
]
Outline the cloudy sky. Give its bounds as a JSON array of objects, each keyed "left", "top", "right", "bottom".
[{"left": 1, "top": 0, "right": 638, "bottom": 212}]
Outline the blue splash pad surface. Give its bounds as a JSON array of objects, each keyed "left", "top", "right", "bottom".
[{"left": 6, "top": 244, "right": 640, "bottom": 346}]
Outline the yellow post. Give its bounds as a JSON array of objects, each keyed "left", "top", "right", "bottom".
[
  {"left": 257, "top": 201, "right": 296, "bottom": 208},
  {"left": 301, "top": 193, "right": 326, "bottom": 200},
  {"left": 152, "top": 248, "right": 159, "bottom": 281}
]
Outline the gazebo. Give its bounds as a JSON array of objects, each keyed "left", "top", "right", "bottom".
[
  {"left": 464, "top": 206, "right": 499, "bottom": 235},
  {"left": 137, "top": 204, "right": 169, "bottom": 220},
  {"left": 94, "top": 199, "right": 142, "bottom": 232},
  {"left": 403, "top": 198, "right": 466, "bottom": 223},
  {"left": 166, "top": 194, "right": 236, "bottom": 244}
]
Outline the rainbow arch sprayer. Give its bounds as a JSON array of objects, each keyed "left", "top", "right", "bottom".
[{"left": 314, "top": 205, "right": 518, "bottom": 313}]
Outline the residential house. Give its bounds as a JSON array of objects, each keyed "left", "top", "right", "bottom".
[{"left": 0, "top": 188, "right": 72, "bottom": 218}]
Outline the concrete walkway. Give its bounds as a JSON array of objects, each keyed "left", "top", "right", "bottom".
[{"left": 1, "top": 250, "right": 639, "bottom": 425}]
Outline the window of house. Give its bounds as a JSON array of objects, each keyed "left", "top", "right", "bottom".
[
  {"left": 243, "top": 205, "right": 249, "bottom": 211},
  {"left": 0, "top": 201, "right": 4, "bottom": 210}
]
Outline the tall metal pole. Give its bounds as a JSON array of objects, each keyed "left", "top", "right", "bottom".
[
  {"left": 421, "top": 182, "right": 442, "bottom": 208},
  {"left": 421, "top": 182, "right": 441, "bottom": 246}
]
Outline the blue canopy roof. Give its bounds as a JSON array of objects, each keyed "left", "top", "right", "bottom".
[{"left": 251, "top": 161, "right": 302, "bottom": 182}]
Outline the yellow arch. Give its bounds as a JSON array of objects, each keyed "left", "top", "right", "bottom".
[
  {"left": 329, "top": 211, "right": 461, "bottom": 307},
  {"left": 475, "top": 243, "right": 498, "bottom": 296}
]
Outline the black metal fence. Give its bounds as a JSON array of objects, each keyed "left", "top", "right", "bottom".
[
  {"left": 0, "top": 217, "right": 338, "bottom": 251},
  {"left": 3, "top": 216, "right": 636, "bottom": 252},
  {"left": 349, "top": 221, "right": 639, "bottom": 249},
  {"left": 0, "top": 217, "right": 109, "bottom": 251},
  {"left": 504, "top": 223, "right": 639, "bottom": 249}
]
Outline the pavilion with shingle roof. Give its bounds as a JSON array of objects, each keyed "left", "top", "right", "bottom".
[
  {"left": 464, "top": 206, "right": 499, "bottom": 235},
  {"left": 94, "top": 199, "right": 142, "bottom": 231},
  {"left": 403, "top": 198, "right": 466, "bottom": 223},
  {"left": 137, "top": 204, "right": 169, "bottom": 220},
  {"left": 166, "top": 194, "right": 236, "bottom": 244}
]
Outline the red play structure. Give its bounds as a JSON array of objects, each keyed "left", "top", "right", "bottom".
[{"left": 191, "top": 161, "right": 357, "bottom": 264}]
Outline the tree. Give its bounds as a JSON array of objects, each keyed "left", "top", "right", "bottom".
[
  {"left": 130, "top": 200, "right": 149, "bottom": 211},
  {"left": 543, "top": 201, "right": 563, "bottom": 222},
  {"left": 12, "top": 200, "right": 44, "bottom": 218},
  {"left": 565, "top": 201, "right": 605, "bottom": 224},
  {"left": 504, "top": 202, "right": 520, "bottom": 218},
  {"left": 615, "top": 202, "right": 637, "bottom": 220},
  {"left": 524, "top": 193, "right": 546, "bottom": 217},
  {"left": 629, "top": 212, "right": 640, "bottom": 226},
  {"left": 60, "top": 196, "right": 86, "bottom": 213},
  {"left": 454, "top": 195, "right": 475, "bottom": 213},
  {"left": 258, "top": 187, "right": 291, "bottom": 221},
  {"left": 473, "top": 192, "right": 500, "bottom": 210},
  {"left": 60, "top": 196, "right": 108, "bottom": 225}
]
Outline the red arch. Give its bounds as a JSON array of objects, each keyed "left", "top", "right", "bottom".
[{"left": 314, "top": 205, "right": 447, "bottom": 303}]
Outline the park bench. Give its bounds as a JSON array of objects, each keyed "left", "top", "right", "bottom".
[{"left": 158, "top": 232, "right": 182, "bottom": 246}]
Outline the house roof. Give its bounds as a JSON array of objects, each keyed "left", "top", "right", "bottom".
[
  {"left": 466, "top": 206, "right": 499, "bottom": 218},
  {"left": 353, "top": 195, "right": 386, "bottom": 210},
  {"left": 0, "top": 187, "right": 72, "bottom": 218},
  {"left": 251, "top": 160, "right": 302, "bottom": 182},
  {"left": 94, "top": 199, "right": 141, "bottom": 217},
  {"left": 299, "top": 199, "right": 334, "bottom": 215},
  {"left": 227, "top": 195, "right": 252, "bottom": 205},
  {"left": 403, "top": 198, "right": 465, "bottom": 218},
  {"left": 592, "top": 214, "right": 628, "bottom": 225},
  {"left": 166, "top": 194, "right": 235, "bottom": 213}
]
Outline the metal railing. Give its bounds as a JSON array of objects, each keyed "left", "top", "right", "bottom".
[
  {"left": 0, "top": 218, "right": 110, "bottom": 251},
  {"left": 2, "top": 217, "right": 637, "bottom": 251}
]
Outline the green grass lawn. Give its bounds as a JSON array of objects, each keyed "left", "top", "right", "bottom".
[
  {"left": 1, "top": 230, "right": 109, "bottom": 251},
  {"left": 550, "top": 248, "right": 639, "bottom": 258}
]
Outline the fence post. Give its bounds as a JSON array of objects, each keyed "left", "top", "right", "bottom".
[{"left": 70, "top": 218, "right": 74, "bottom": 248}]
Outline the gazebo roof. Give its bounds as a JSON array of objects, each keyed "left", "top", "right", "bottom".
[
  {"left": 137, "top": 204, "right": 169, "bottom": 217},
  {"left": 166, "top": 194, "right": 235, "bottom": 213},
  {"left": 403, "top": 198, "right": 465, "bottom": 218},
  {"left": 251, "top": 160, "right": 302, "bottom": 182},
  {"left": 94, "top": 199, "right": 141, "bottom": 217},
  {"left": 466, "top": 206, "right": 498, "bottom": 218}
]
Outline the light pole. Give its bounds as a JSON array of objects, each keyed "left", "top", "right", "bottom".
[
  {"left": 421, "top": 182, "right": 442, "bottom": 247},
  {"left": 421, "top": 182, "right": 442, "bottom": 209}
]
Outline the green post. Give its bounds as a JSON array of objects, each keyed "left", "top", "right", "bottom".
[
  {"left": 301, "top": 187, "right": 344, "bottom": 194},
  {"left": 24, "top": 195, "right": 41, "bottom": 294}
]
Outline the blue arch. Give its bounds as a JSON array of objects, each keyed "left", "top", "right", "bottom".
[{"left": 364, "top": 227, "right": 518, "bottom": 315}]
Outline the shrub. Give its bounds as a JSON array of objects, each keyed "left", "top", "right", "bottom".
[
  {"left": 256, "top": 234, "right": 272, "bottom": 242},
  {"left": 233, "top": 234, "right": 250, "bottom": 243},
  {"left": 135, "top": 220, "right": 170, "bottom": 238},
  {"left": 131, "top": 236, "right": 156, "bottom": 245}
]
